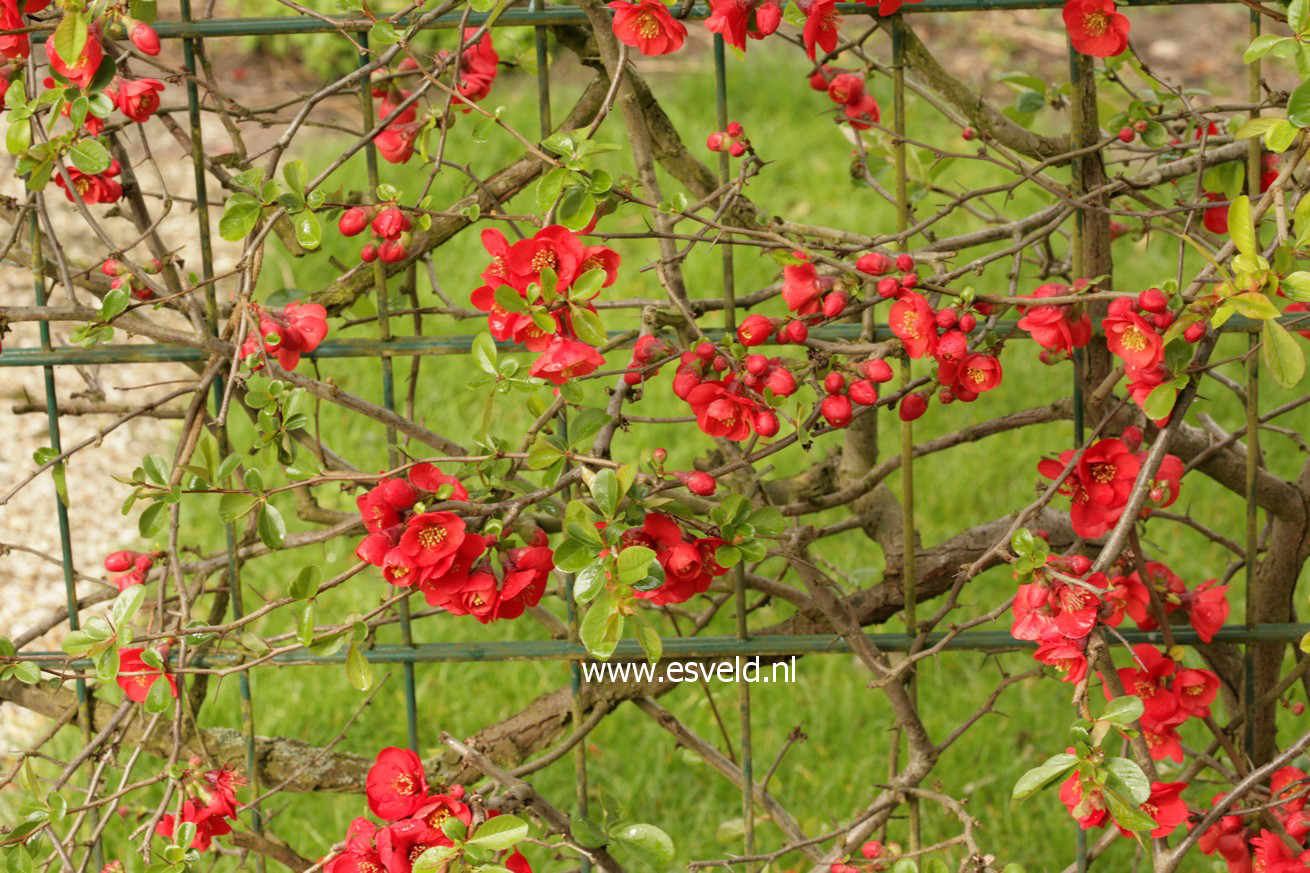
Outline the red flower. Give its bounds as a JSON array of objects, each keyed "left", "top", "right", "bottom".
[
  {"left": 685, "top": 379, "right": 757, "bottom": 441},
  {"left": 1034, "top": 638, "right": 1089, "bottom": 683},
  {"left": 116, "top": 78, "right": 165, "bottom": 122},
  {"left": 55, "top": 160, "right": 123, "bottom": 205},
  {"left": 156, "top": 800, "right": 231, "bottom": 852},
  {"left": 1188, "top": 579, "right": 1229, "bottom": 643},
  {"left": 394, "top": 512, "right": 466, "bottom": 573},
  {"left": 48, "top": 26, "right": 104, "bottom": 88},
  {"left": 1048, "top": 572, "right": 1107, "bottom": 640},
  {"left": 889, "top": 291, "right": 937, "bottom": 359},
  {"left": 953, "top": 353, "right": 1003, "bottom": 394},
  {"left": 608, "top": 0, "right": 687, "bottom": 55},
  {"left": 782, "top": 256, "right": 824, "bottom": 315},
  {"left": 1103, "top": 310, "right": 1164, "bottom": 371},
  {"left": 376, "top": 122, "right": 421, "bottom": 164},
  {"left": 1175, "top": 667, "right": 1220, "bottom": 718},
  {"left": 456, "top": 28, "right": 498, "bottom": 106},
  {"left": 440, "top": 567, "right": 501, "bottom": 622},
  {"left": 798, "top": 0, "right": 840, "bottom": 60},
  {"left": 198, "top": 766, "right": 246, "bottom": 819},
  {"left": 1116, "top": 644, "right": 1177, "bottom": 723},
  {"left": 1060, "top": 771, "right": 1108, "bottom": 829},
  {"left": 116, "top": 647, "right": 177, "bottom": 703},
  {"left": 843, "top": 94, "right": 881, "bottom": 130},
  {"left": 409, "top": 463, "right": 469, "bottom": 502},
  {"left": 413, "top": 793, "right": 473, "bottom": 836},
  {"left": 507, "top": 225, "right": 586, "bottom": 291},
  {"left": 416, "top": 534, "right": 490, "bottom": 609},
  {"left": 705, "top": 0, "right": 782, "bottom": 52},
  {"left": 1062, "top": 0, "right": 1130, "bottom": 58},
  {"left": 1140, "top": 715, "right": 1184, "bottom": 763},
  {"left": 366, "top": 747, "right": 429, "bottom": 821},
  {"left": 1038, "top": 438, "right": 1141, "bottom": 539},
  {"left": 357, "top": 478, "right": 418, "bottom": 534},
  {"left": 1011, "top": 583, "right": 1055, "bottom": 641},
  {"left": 529, "top": 336, "right": 605, "bottom": 385},
  {"left": 496, "top": 545, "right": 554, "bottom": 620},
  {"left": 377, "top": 818, "right": 449, "bottom": 873},
  {"left": 1130, "top": 781, "right": 1189, "bottom": 839},
  {"left": 1016, "top": 283, "right": 1092, "bottom": 355}
]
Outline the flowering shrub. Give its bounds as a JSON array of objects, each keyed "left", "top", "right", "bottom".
[{"left": 4, "top": 0, "right": 1310, "bottom": 871}]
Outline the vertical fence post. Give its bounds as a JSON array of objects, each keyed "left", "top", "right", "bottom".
[
  {"left": 30, "top": 205, "right": 101, "bottom": 871},
  {"left": 889, "top": 14, "right": 920, "bottom": 854},
  {"left": 357, "top": 35, "right": 421, "bottom": 755},
  {"left": 178, "top": 0, "right": 266, "bottom": 858},
  {"left": 1242, "top": 9, "right": 1261, "bottom": 759},
  {"left": 712, "top": 32, "right": 755, "bottom": 869}
]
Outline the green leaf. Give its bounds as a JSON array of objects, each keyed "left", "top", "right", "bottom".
[
  {"left": 346, "top": 641, "right": 372, "bottom": 691},
  {"left": 412, "top": 847, "right": 460, "bottom": 873},
  {"left": 553, "top": 537, "right": 596, "bottom": 573},
  {"left": 1228, "top": 292, "right": 1281, "bottom": 320},
  {"left": 5, "top": 117, "right": 31, "bottom": 155},
  {"left": 142, "top": 453, "right": 169, "bottom": 485},
  {"left": 68, "top": 138, "right": 110, "bottom": 175},
  {"left": 472, "top": 332, "right": 499, "bottom": 375},
  {"left": 573, "top": 560, "right": 606, "bottom": 603},
  {"left": 1104, "top": 789, "right": 1156, "bottom": 832},
  {"left": 1266, "top": 119, "right": 1298, "bottom": 153},
  {"left": 143, "top": 671, "right": 172, "bottom": 713},
  {"left": 609, "top": 823, "right": 675, "bottom": 864},
  {"left": 1283, "top": 271, "right": 1310, "bottom": 301},
  {"left": 111, "top": 585, "right": 146, "bottom": 629},
  {"left": 53, "top": 12, "right": 89, "bottom": 73},
  {"left": 1105, "top": 756, "right": 1151, "bottom": 806},
  {"left": 467, "top": 814, "right": 529, "bottom": 850},
  {"left": 580, "top": 591, "right": 622, "bottom": 659},
  {"left": 616, "top": 546, "right": 656, "bottom": 586},
  {"left": 94, "top": 645, "right": 120, "bottom": 683},
  {"left": 1011, "top": 527, "right": 1036, "bottom": 557},
  {"left": 1263, "top": 319, "right": 1306, "bottom": 387},
  {"left": 282, "top": 159, "right": 309, "bottom": 196},
  {"left": 1290, "top": 79, "right": 1310, "bottom": 128},
  {"left": 218, "top": 492, "right": 259, "bottom": 522},
  {"left": 219, "top": 195, "right": 262, "bottom": 241},
  {"left": 589, "top": 468, "right": 619, "bottom": 518},
  {"left": 12, "top": 661, "right": 41, "bottom": 685},
  {"left": 290, "top": 565, "right": 320, "bottom": 600},
  {"left": 634, "top": 618, "right": 662, "bottom": 665},
  {"left": 138, "top": 501, "right": 167, "bottom": 538},
  {"left": 257, "top": 502, "right": 286, "bottom": 549},
  {"left": 295, "top": 601, "right": 316, "bottom": 648},
  {"left": 1011, "top": 753, "right": 1078, "bottom": 805},
  {"left": 1228, "top": 195, "right": 1256, "bottom": 258},
  {"left": 1142, "top": 382, "right": 1177, "bottom": 421},
  {"left": 370, "top": 19, "right": 400, "bottom": 45},
  {"left": 1099, "top": 695, "right": 1144, "bottom": 727},
  {"left": 293, "top": 210, "right": 322, "bottom": 249},
  {"left": 1244, "top": 33, "right": 1286, "bottom": 63}
]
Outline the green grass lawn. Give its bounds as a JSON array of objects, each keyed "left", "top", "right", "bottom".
[{"left": 29, "top": 29, "right": 1308, "bottom": 873}]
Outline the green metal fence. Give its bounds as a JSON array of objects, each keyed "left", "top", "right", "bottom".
[{"left": 3, "top": 2, "right": 1296, "bottom": 870}]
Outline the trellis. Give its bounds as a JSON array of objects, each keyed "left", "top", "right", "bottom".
[{"left": 1, "top": 2, "right": 1302, "bottom": 870}]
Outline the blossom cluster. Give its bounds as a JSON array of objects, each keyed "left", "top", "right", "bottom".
[
  {"left": 238, "top": 301, "right": 330, "bottom": 372},
  {"left": 1037, "top": 433, "right": 1182, "bottom": 539},
  {"left": 156, "top": 764, "right": 247, "bottom": 852},
  {"left": 706, "top": 121, "right": 751, "bottom": 157},
  {"left": 115, "top": 647, "right": 177, "bottom": 703},
  {"left": 354, "top": 465, "right": 555, "bottom": 622},
  {"left": 103, "top": 548, "right": 157, "bottom": 591},
  {"left": 808, "top": 66, "right": 882, "bottom": 130},
  {"left": 1197, "top": 767, "right": 1310, "bottom": 872},
  {"left": 339, "top": 204, "right": 414, "bottom": 264},
  {"left": 619, "top": 512, "right": 731, "bottom": 605},
  {"left": 329, "top": 747, "right": 532, "bottom": 873},
  {"left": 470, "top": 225, "right": 620, "bottom": 385},
  {"left": 101, "top": 258, "right": 163, "bottom": 302}
]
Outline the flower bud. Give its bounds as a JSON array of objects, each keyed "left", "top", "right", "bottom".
[
  {"left": 360, "top": 243, "right": 378, "bottom": 262},
  {"left": 826, "top": 73, "right": 864, "bottom": 105},
  {"left": 706, "top": 131, "right": 726, "bottom": 152},
  {"left": 1121, "top": 425, "right": 1143, "bottom": 451},
  {"left": 764, "top": 366, "right": 796, "bottom": 396},
  {"left": 820, "top": 394, "right": 852, "bottom": 428},
  {"left": 338, "top": 206, "right": 370, "bottom": 237},
  {"left": 961, "top": 127, "right": 975, "bottom": 141},
  {"left": 783, "top": 320, "right": 808, "bottom": 343},
  {"left": 899, "top": 392, "right": 928, "bottom": 422},
  {"left": 130, "top": 21, "right": 161, "bottom": 56},
  {"left": 1295, "top": 703, "right": 1306, "bottom": 716},
  {"left": 726, "top": 121, "right": 744, "bottom": 138},
  {"left": 935, "top": 308, "right": 958, "bottom": 330},
  {"left": 1139, "top": 287, "right": 1168, "bottom": 313},
  {"left": 371, "top": 207, "right": 408, "bottom": 240},
  {"left": 895, "top": 254, "right": 915, "bottom": 272},
  {"left": 672, "top": 367, "right": 701, "bottom": 399},
  {"left": 861, "top": 841, "right": 884, "bottom": 859},
  {"left": 808, "top": 66, "right": 835, "bottom": 91},
  {"left": 958, "top": 313, "right": 977, "bottom": 332},
  {"left": 744, "top": 354, "right": 769, "bottom": 375},
  {"left": 134, "top": 554, "right": 154, "bottom": 572},
  {"left": 876, "top": 277, "right": 900, "bottom": 299},
  {"left": 737, "top": 313, "right": 776, "bottom": 347},
  {"left": 849, "top": 379, "right": 878, "bottom": 405},
  {"left": 823, "top": 372, "right": 845, "bottom": 394},
  {"left": 822, "top": 291, "right": 847, "bottom": 318},
  {"left": 652, "top": 447, "right": 667, "bottom": 464},
  {"left": 1184, "top": 322, "right": 1205, "bottom": 343},
  {"left": 728, "top": 141, "right": 747, "bottom": 158},
  {"left": 861, "top": 358, "right": 894, "bottom": 383},
  {"left": 101, "top": 259, "right": 124, "bottom": 277},
  {"left": 1153, "top": 312, "right": 1174, "bottom": 330},
  {"left": 676, "top": 471, "right": 717, "bottom": 496},
  {"left": 752, "top": 409, "right": 780, "bottom": 437},
  {"left": 900, "top": 272, "right": 918, "bottom": 289},
  {"left": 1108, "top": 296, "right": 1136, "bottom": 318},
  {"left": 104, "top": 550, "right": 140, "bottom": 573},
  {"left": 711, "top": 355, "right": 729, "bottom": 371},
  {"left": 378, "top": 240, "right": 408, "bottom": 263},
  {"left": 856, "top": 252, "right": 891, "bottom": 276}
]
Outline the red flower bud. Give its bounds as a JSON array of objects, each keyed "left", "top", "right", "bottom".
[
  {"left": 711, "top": 355, "right": 729, "bottom": 371},
  {"left": 876, "top": 277, "right": 900, "bottom": 299},
  {"left": 783, "top": 320, "right": 808, "bottom": 343},
  {"left": 1121, "top": 425, "right": 1143, "bottom": 451},
  {"left": 861, "top": 358, "right": 894, "bottom": 383},
  {"left": 652, "top": 447, "right": 667, "bottom": 464},
  {"left": 895, "top": 254, "right": 915, "bottom": 273},
  {"left": 1117, "top": 126, "right": 1135, "bottom": 143},
  {"left": 728, "top": 141, "right": 747, "bottom": 158},
  {"left": 744, "top": 354, "right": 769, "bottom": 375},
  {"left": 1295, "top": 703, "right": 1306, "bottom": 716},
  {"left": 822, "top": 291, "right": 847, "bottom": 319},
  {"left": 707, "top": 131, "right": 726, "bottom": 152},
  {"left": 104, "top": 550, "right": 140, "bottom": 573},
  {"left": 764, "top": 366, "right": 796, "bottom": 396},
  {"left": 961, "top": 127, "right": 975, "bottom": 141},
  {"left": 899, "top": 392, "right": 928, "bottom": 421},
  {"left": 856, "top": 252, "right": 891, "bottom": 276},
  {"left": 360, "top": 243, "right": 378, "bottom": 262},
  {"left": 676, "top": 471, "right": 717, "bottom": 496},
  {"left": 737, "top": 314, "right": 776, "bottom": 347},
  {"left": 672, "top": 367, "right": 702, "bottom": 399},
  {"left": 958, "top": 313, "right": 977, "bottom": 332},
  {"left": 1184, "top": 322, "right": 1205, "bottom": 343},
  {"left": 1139, "top": 287, "right": 1168, "bottom": 313},
  {"left": 861, "top": 841, "right": 883, "bottom": 859},
  {"left": 752, "top": 409, "right": 780, "bottom": 437},
  {"left": 378, "top": 241, "right": 408, "bottom": 263},
  {"left": 849, "top": 379, "right": 878, "bottom": 405},
  {"left": 726, "top": 121, "right": 744, "bottom": 138},
  {"left": 1067, "top": 555, "right": 1092, "bottom": 575},
  {"left": 695, "top": 341, "right": 716, "bottom": 360},
  {"left": 371, "top": 207, "right": 408, "bottom": 240},
  {"left": 130, "top": 21, "right": 161, "bottom": 56},
  {"left": 820, "top": 394, "right": 852, "bottom": 428},
  {"left": 900, "top": 272, "right": 918, "bottom": 289},
  {"left": 826, "top": 73, "right": 864, "bottom": 105},
  {"left": 338, "top": 206, "right": 370, "bottom": 237},
  {"left": 101, "top": 259, "right": 124, "bottom": 277},
  {"left": 1153, "top": 311, "right": 1174, "bottom": 330},
  {"left": 974, "top": 301, "right": 995, "bottom": 316},
  {"left": 823, "top": 372, "right": 845, "bottom": 394},
  {"left": 1108, "top": 296, "right": 1136, "bottom": 318},
  {"left": 935, "top": 307, "right": 958, "bottom": 330},
  {"left": 808, "top": 65, "right": 836, "bottom": 91}
]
